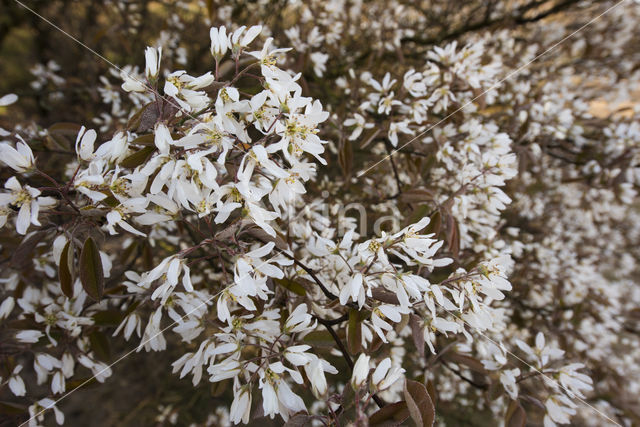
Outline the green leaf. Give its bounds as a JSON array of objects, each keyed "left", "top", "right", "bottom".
[
  {"left": 59, "top": 240, "right": 74, "bottom": 298},
  {"left": 89, "top": 330, "right": 111, "bottom": 362},
  {"left": 47, "top": 122, "right": 82, "bottom": 149},
  {"left": 347, "top": 308, "right": 363, "bottom": 354},
  {"left": 79, "top": 237, "right": 104, "bottom": 301},
  {"left": 403, "top": 379, "right": 436, "bottom": 427},
  {"left": 302, "top": 330, "right": 337, "bottom": 347},
  {"left": 274, "top": 278, "right": 306, "bottom": 296},
  {"left": 120, "top": 145, "right": 155, "bottom": 169},
  {"left": 0, "top": 400, "right": 26, "bottom": 415},
  {"left": 404, "top": 203, "right": 431, "bottom": 228},
  {"left": 369, "top": 401, "right": 410, "bottom": 427},
  {"left": 129, "top": 133, "right": 155, "bottom": 146},
  {"left": 92, "top": 310, "right": 125, "bottom": 326}
]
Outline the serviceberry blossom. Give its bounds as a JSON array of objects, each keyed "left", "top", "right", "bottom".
[{"left": 2, "top": 3, "right": 640, "bottom": 426}]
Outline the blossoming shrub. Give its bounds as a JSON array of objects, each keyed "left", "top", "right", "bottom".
[{"left": 1, "top": 0, "right": 639, "bottom": 426}]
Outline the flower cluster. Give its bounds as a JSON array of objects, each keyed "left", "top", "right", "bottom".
[{"left": 1, "top": 1, "right": 640, "bottom": 426}]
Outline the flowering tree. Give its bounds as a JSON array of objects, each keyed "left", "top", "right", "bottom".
[{"left": 0, "top": 0, "right": 639, "bottom": 426}]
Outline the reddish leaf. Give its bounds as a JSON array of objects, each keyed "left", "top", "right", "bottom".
[
  {"left": 426, "top": 380, "right": 437, "bottom": 406},
  {"left": 400, "top": 188, "right": 436, "bottom": 204},
  {"left": 338, "top": 138, "right": 353, "bottom": 178},
  {"left": 403, "top": 379, "right": 436, "bottom": 426},
  {"left": 284, "top": 412, "right": 312, "bottom": 427},
  {"left": 79, "top": 237, "right": 104, "bottom": 301},
  {"left": 446, "top": 214, "right": 460, "bottom": 258},
  {"left": 409, "top": 314, "right": 425, "bottom": 358},
  {"left": 505, "top": 400, "right": 526, "bottom": 427},
  {"left": 11, "top": 230, "right": 50, "bottom": 269},
  {"left": 59, "top": 240, "right": 74, "bottom": 298},
  {"left": 443, "top": 352, "right": 488, "bottom": 375},
  {"left": 370, "top": 401, "right": 410, "bottom": 427}
]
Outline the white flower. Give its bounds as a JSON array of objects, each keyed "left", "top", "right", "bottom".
[
  {"left": 284, "top": 345, "right": 312, "bottom": 366},
  {"left": 144, "top": 46, "right": 162, "bottom": 79},
  {"left": 304, "top": 355, "right": 336, "bottom": 398},
  {"left": 544, "top": 394, "right": 577, "bottom": 426},
  {"left": 154, "top": 123, "right": 173, "bottom": 155},
  {"left": 351, "top": 354, "right": 371, "bottom": 390},
  {"left": 339, "top": 273, "right": 365, "bottom": 308},
  {"left": 233, "top": 242, "right": 289, "bottom": 297},
  {"left": 500, "top": 368, "right": 520, "bottom": 399},
  {"left": 0, "top": 296, "right": 15, "bottom": 319},
  {"left": 388, "top": 120, "right": 412, "bottom": 147},
  {"left": 75, "top": 126, "right": 97, "bottom": 161},
  {"left": 121, "top": 68, "right": 146, "bottom": 92},
  {"left": 0, "top": 139, "right": 35, "bottom": 172},
  {"left": 371, "top": 357, "right": 405, "bottom": 391},
  {"left": 164, "top": 70, "right": 214, "bottom": 112},
  {"left": 230, "top": 25, "right": 262, "bottom": 54},
  {"left": 0, "top": 177, "right": 56, "bottom": 234},
  {"left": 95, "top": 131, "right": 129, "bottom": 162},
  {"left": 210, "top": 26, "right": 230, "bottom": 59},
  {"left": 343, "top": 113, "right": 374, "bottom": 141},
  {"left": 16, "top": 329, "right": 44, "bottom": 343},
  {"left": 0, "top": 93, "right": 18, "bottom": 106},
  {"left": 284, "top": 303, "right": 315, "bottom": 333},
  {"left": 8, "top": 366, "right": 26, "bottom": 396},
  {"left": 28, "top": 398, "right": 64, "bottom": 426},
  {"left": 515, "top": 332, "right": 564, "bottom": 368},
  {"left": 77, "top": 355, "right": 112, "bottom": 383},
  {"left": 105, "top": 197, "right": 149, "bottom": 237},
  {"left": 310, "top": 52, "right": 329, "bottom": 77},
  {"left": 259, "top": 362, "right": 306, "bottom": 421},
  {"left": 138, "top": 307, "right": 167, "bottom": 352},
  {"left": 371, "top": 304, "right": 409, "bottom": 343},
  {"left": 558, "top": 363, "right": 593, "bottom": 399},
  {"left": 113, "top": 312, "right": 142, "bottom": 340},
  {"left": 248, "top": 37, "right": 291, "bottom": 72},
  {"left": 51, "top": 371, "right": 65, "bottom": 394},
  {"left": 230, "top": 386, "right": 252, "bottom": 424}
]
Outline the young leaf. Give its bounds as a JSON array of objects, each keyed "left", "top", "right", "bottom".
[
  {"left": 446, "top": 214, "right": 460, "bottom": 258},
  {"left": 120, "top": 145, "right": 155, "bottom": 169},
  {"left": 505, "top": 400, "right": 526, "bottom": 427},
  {"left": 369, "top": 401, "right": 409, "bottom": 427},
  {"left": 283, "top": 412, "right": 312, "bottom": 427},
  {"left": 399, "top": 188, "right": 436, "bottom": 204},
  {"left": 409, "top": 314, "right": 426, "bottom": 358},
  {"left": 10, "top": 230, "right": 50, "bottom": 269},
  {"left": 403, "top": 379, "right": 435, "bottom": 427},
  {"left": 79, "top": 237, "right": 104, "bottom": 301},
  {"left": 347, "top": 308, "right": 363, "bottom": 354},
  {"left": 59, "top": 240, "right": 74, "bottom": 298},
  {"left": 89, "top": 330, "right": 111, "bottom": 362},
  {"left": 338, "top": 138, "right": 353, "bottom": 178},
  {"left": 274, "top": 278, "right": 307, "bottom": 296}
]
